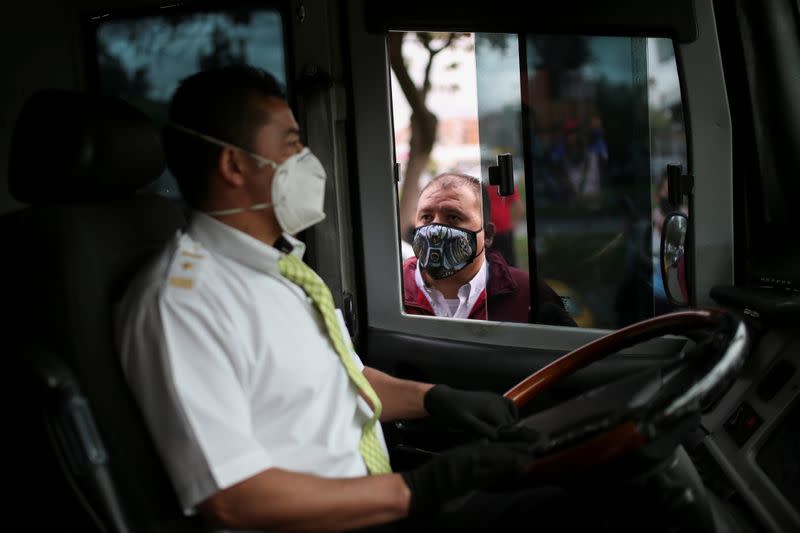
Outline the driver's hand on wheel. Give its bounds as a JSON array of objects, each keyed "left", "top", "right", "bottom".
[
  {"left": 424, "top": 384, "right": 518, "bottom": 439},
  {"left": 401, "top": 440, "right": 534, "bottom": 516}
]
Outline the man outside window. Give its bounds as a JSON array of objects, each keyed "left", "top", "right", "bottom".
[{"left": 402, "top": 172, "right": 574, "bottom": 326}]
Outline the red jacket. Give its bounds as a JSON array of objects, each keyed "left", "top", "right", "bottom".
[{"left": 402, "top": 249, "right": 565, "bottom": 323}]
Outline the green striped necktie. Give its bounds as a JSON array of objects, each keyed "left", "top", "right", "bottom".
[{"left": 278, "top": 253, "right": 392, "bottom": 474}]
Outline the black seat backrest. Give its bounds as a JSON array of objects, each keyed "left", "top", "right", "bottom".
[{"left": 5, "top": 89, "right": 204, "bottom": 532}]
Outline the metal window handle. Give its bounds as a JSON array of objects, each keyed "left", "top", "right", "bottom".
[{"left": 488, "top": 153, "right": 514, "bottom": 196}]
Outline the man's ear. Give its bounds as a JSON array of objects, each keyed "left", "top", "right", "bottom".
[
  {"left": 217, "top": 147, "right": 247, "bottom": 187},
  {"left": 484, "top": 222, "right": 495, "bottom": 248}
]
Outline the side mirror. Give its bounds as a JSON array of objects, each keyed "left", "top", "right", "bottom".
[{"left": 660, "top": 212, "right": 689, "bottom": 306}]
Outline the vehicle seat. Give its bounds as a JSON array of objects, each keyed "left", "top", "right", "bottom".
[{"left": 5, "top": 88, "right": 205, "bottom": 532}]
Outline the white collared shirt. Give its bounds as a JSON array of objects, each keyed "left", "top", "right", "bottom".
[
  {"left": 115, "top": 212, "right": 385, "bottom": 514},
  {"left": 414, "top": 256, "right": 488, "bottom": 319}
]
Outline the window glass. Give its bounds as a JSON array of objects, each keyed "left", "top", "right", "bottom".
[
  {"left": 92, "top": 8, "right": 287, "bottom": 199},
  {"left": 390, "top": 32, "right": 493, "bottom": 321},
  {"left": 474, "top": 33, "right": 525, "bottom": 270},
  {"left": 390, "top": 31, "right": 688, "bottom": 329},
  {"left": 523, "top": 35, "right": 688, "bottom": 329}
]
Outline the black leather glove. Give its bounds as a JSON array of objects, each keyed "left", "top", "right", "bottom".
[
  {"left": 401, "top": 440, "right": 534, "bottom": 516},
  {"left": 424, "top": 384, "right": 518, "bottom": 439}
]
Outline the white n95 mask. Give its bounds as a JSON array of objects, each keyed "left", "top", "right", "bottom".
[
  {"left": 267, "top": 147, "right": 327, "bottom": 234},
  {"left": 170, "top": 123, "right": 327, "bottom": 235}
]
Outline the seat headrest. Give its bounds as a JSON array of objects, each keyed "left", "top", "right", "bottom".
[{"left": 8, "top": 89, "right": 165, "bottom": 203}]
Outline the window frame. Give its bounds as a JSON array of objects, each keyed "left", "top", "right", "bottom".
[{"left": 347, "top": 0, "right": 732, "bottom": 354}]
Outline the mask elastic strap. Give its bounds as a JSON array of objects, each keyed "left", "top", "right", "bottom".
[
  {"left": 466, "top": 226, "right": 485, "bottom": 266},
  {"left": 168, "top": 123, "right": 278, "bottom": 169},
  {"left": 473, "top": 227, "right": 486, "bottom": 260},
  {"left": 170, "top": 122, "right": 280, "bottom": 217},
  {"left": 206, "top": 202, "right": 274, "bottom": 217}
]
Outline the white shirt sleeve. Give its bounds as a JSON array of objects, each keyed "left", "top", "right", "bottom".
[{"left": 119, "top": 285, "right": 273, "bottom": 513}]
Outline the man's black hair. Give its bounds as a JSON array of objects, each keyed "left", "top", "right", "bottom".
[{"left": 163, "top": 65, "right": 286, "bottom": 208}]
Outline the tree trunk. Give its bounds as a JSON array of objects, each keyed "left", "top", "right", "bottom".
[{"left": 388, "top": 32, "right": 440, "bottom": 241}]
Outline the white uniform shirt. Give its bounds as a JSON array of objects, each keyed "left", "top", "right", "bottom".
[
  {"left": 414, "top": 257, "right": 488, "bottom": 319},
  {"left": 115, "top": 212, "right": 386, "bottom": 513}
]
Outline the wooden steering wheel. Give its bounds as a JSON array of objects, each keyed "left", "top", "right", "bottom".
[{"left": 503, "top": 308, "right": 750, "bottom": 480}]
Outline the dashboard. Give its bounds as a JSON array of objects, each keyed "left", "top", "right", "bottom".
[{"left": 696, "top": 327, "right": 799, "bottom": 532}]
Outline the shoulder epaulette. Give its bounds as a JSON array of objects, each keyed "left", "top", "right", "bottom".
[{"left": 167, "top": 235, "right": 207, "bottom": 291}]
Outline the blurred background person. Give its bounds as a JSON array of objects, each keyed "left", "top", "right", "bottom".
[
  {"left": 551, "top": 117, "right": 607, "bottom": 207},
  {"left": 484, "top": 182, "right": 524, "bottom": 268}
]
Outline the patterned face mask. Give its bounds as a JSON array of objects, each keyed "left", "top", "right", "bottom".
[{"left": 412, "top": 223, "right": 483, "bottom": 279}]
